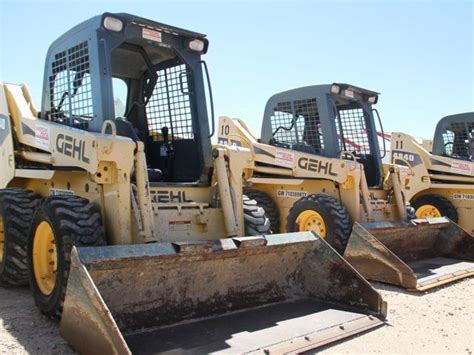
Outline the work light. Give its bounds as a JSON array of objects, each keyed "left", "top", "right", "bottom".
[
  {"left": 189, "top": 39, "right": 205, "bottom": 52},
  {"left": 368, "top": 96, "right": 377, "bottom": 104},
  {"left": 103, "top": 17, "right": 123, "bottom": 32}
]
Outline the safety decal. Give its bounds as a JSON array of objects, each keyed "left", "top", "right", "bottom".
[
  {"left": 277, "top": 190, "right": 308, "bottom": 199},
  {"left": 453, "top": 193, "right": 474, "bottom": 201},
  {"left": 0, "top": 116, "right": 5, "bottom": 130},
  {"left": 450, "top": 160, "right": 473, "bottom": 175},
  {"left": 143, "top": 28, "right": 162, "bottom": 42},
  {"left": 275, "top": 150, "right": 294, "bottom": 168},
  {"left": 35, "top": 125, "right": 50, "bottom": 150}
]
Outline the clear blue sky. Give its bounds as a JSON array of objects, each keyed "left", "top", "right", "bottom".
[{"left": 1, "top": 0, "right": 472, "bottom": 138}]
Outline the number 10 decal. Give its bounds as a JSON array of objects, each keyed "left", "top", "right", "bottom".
[{"left": 221, "top": 124, "right": 230, "bottom": 136}]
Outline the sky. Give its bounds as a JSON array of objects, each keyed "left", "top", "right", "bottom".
[{"left": 0, "top": 0, "right": 472, "bottom": 139}]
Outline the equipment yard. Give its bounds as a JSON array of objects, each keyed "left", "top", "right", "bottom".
[
  {"left": 0, "top": 5, "right": 472, "bottom": 354},
  {"left": 0, "top": 279, "right": 472, "bottom": 354}
]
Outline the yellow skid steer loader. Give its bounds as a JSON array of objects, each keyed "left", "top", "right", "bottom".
[
  {"left": 0, "top": 14, "right": 386, "bottom": 353},
  {"left": 391, "top": 112, "right": 474, "bottom": 235},
  {"left": 218, "top": 84, "right": 474, "bottom": 291}
]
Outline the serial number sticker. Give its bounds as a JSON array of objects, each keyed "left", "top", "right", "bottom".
[
  {"left": 35, "top": 125, "right": 50, "bottom": 149},
  {"left": 453, "top": 193, "right": 474, "bottom": 201},
  {"left": 277, "top": 190, "right": 308, "bottom": 199},
  {"left": 143, "top": 28, "right": 162, "bottom": 42},
  {"left": 169, "top": 220, "right": 191, "bottom": 231},
  {"left": 49, "top": 188, "right": 74, "bottom": 196},
  {"left": 275, "top": 150, "right": 294, "bottom": 168},
  {"left": 450, "top": 161, "right": 473, "bottom": 175},
  {"left": 0, "top": 116, "right": 5, "bottom": 130}
]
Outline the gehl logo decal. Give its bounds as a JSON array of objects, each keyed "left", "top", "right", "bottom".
[
  {"left": 56, "top": 134, "right": 90, "bottom": 163},
  {"left": 298, "top": 157, "right": 337, "bottom": 176},
  {"left": 153, "top": 191, "right": 194, "bottom": 203}
]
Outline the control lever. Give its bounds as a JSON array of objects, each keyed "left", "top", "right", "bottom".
[{"left": 160, "top": 127, "right": 174, "bottom": 180}]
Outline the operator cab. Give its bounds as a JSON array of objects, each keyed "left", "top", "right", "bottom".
[
  {"left": 432, "top": 113, "right": 474, "bottom": 161},
  {"left": 260, "top": 84, "right": 385, "bottom": 187},
  {"left": 41, "top": 13, "right": 213, "bottom": 184}
]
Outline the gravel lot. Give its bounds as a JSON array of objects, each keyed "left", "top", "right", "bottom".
[{"left": 0, "top": 279, "right": 472, "bottom": 354}]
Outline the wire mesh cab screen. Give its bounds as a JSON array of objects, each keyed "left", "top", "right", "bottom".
[
  {"left": 270, "top": 98, "right": 324, "bottom": 154},
  {"left": 146, "top": 63, "right": 194, "bottom": 141},
  {"left": 335, "top": 101, "right": 382, "bottom": 186},
  {"left": 145, "top": 60, "right": 202, "bottom": 182},
  {"left": 48, "top": 41, "right": 93, "bottom": 126},
  {"left": 335, "top": 103, "right": 371, "bottom": 155},
  {"left": 441, "top": 122, "right": 474, "bottom": 160}
]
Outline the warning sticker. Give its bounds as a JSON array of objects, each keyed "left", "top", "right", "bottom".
[
  {"left": 275, "top": 150, "right": 294, "bottom": 168},
  {"left": 450, "top": 160, "right": 473, "bottom": 175},
  {"left": 453, "top": 193, "right": 474, "bottom": 201},
  {"left": 143, "top": 28, "right": 162, "bottom": 42},
  {"left": 0, "top": 116, "right": 5, "bottom": 130},
  {"left": 169, "top": 220, "right": 191, "bottom": 231},
  {"left": 35, "top": 125, "right": 50, "bottom": 149},
  {"left": 277, "top": 190, "right": 308, "bottom": 199}
]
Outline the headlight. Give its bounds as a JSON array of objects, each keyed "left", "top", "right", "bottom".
[
  {"left": 189, "top": 39, "right": 205, "bottom": 52},
  {"left": 368, "top": 95, "right": 378, "bottom": 104},
  {"left": 103, "top": 17, "right": 123, "bottom": 32},
  {"left": 330, "top": 84, "right": 340, "bottom": 94},
  {"left": 344, "top": 89, "right": 354, "bottom": 98}
]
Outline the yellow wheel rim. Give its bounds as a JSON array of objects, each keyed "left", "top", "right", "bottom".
[
  {"left": 33, "top": 221, "right": 57, "bottom": 296},
  {"left": 296, "top": 210, "right": 327, "bottom": 238},
  {"left": 0, "top": 215, "right": 4, "bottom": 264},
  {"left": 415, "top": 204, "right": 442, "bottom": 219}
]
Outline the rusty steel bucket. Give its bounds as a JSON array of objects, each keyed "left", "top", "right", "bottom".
[
  {"left": 59, "top": 232, "right": 386, "bottom": 354},
  {"left": 344, "top": 217, "right": 474, "bottom": 291}
]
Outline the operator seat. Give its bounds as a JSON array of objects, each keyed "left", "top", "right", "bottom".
[{"left": 107, "top": 119, "right": 163, "bottom": 181}]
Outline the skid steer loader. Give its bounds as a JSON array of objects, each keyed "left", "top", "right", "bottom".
[
  {"left": 0, "top": 14, "right": 387, "bottom": 354},
  {"left": 391, "top": 112, "right": 474, "bottom": 234},
  {"left": 218, "top": 84, "right": 474, "bottom": 291}
]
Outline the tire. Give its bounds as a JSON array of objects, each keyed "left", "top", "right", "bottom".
[
  {"left": 243, "top": 189, "right": 279, "bottom": 233},
  {"left": 27, "top": 196, "right": 106, "bottom": 319},
  {"left": 242, "top": 195, "right": 271, "bottom": 235},
  {"left": 286, "top": 194, "right": 351, "bottom": 254},
  {"left": 406, "top": 205, "right": 416, "bottom": 220},
  {"left": 0, "top": 189, "right": 39, "bottom": 286},
  {"left": 411, "top": 194, "right": 458, "bottom": 222}
]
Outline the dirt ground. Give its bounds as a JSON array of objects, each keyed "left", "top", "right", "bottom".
[{"left": 0, "top": 279, "right": 472, "bottom": 354}]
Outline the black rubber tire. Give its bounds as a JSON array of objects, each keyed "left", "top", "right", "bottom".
[
  {"left": 0, "top": 189, "right": 39, "bottom": 286},
  {"left": 243, "top": 189, "right": 279, "bottom": 233},
  {"left": 406, "top": 205, "right": 417, "bottom": 220},
  {"left": 27, "top": 196, "right": 106, "bottom": 319},
  {"left": 411, "top": 194, "right": 458, "bottom": 222},
  {"left": 286, "top": 194, "right": 351, "bottom": 254},
  {"left": 242, "top": 195, "right": 271, "bottom": 235}
]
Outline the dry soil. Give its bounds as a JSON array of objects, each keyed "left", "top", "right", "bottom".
[{"left": 0, "top": 279, "right": 472, "bottom": 354}]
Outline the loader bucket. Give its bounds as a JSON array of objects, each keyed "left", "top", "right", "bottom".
[
  {"left": 60, "top": 232, "right": 386, "bottom": 354},
  {"left": 344, "top": 217, "right": 474, "bottom": 291}
]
